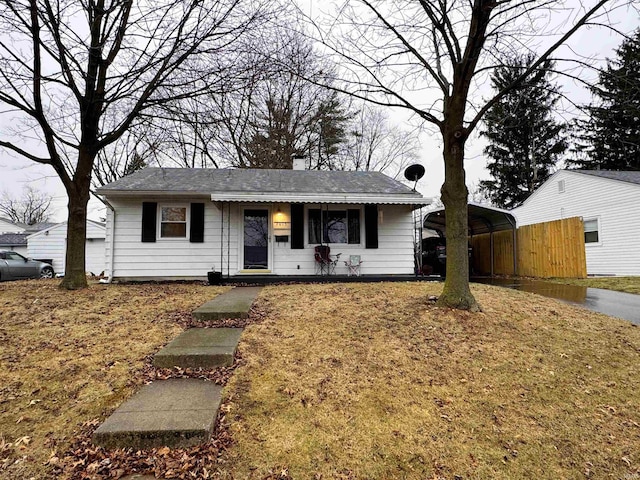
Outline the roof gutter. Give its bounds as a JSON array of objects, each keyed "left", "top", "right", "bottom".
[
  {"left": 96, "top": 190, "right": 429, "bottom": 206},
  {"left": 209, "top": 192, "right": 430, "bottom": 206}
]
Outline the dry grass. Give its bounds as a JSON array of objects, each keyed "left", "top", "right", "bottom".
[
  {"left": 550, "top": 277, "right": 640, "bottom": 295},
  {"left": 2, "top": 280, "right": 640, "bottom": 479},
  {"left": 223, "top": 282, "right": 640, "bottom": 480},
  {"left": 0, "top": 280, "right": 228, "bottom": 479}
]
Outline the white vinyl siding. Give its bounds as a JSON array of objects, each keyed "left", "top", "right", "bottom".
[
  {"left": 27, "top": 221, "right": 106, "bottom": 275},
  {"left": 106, "top": 200, "right": 416, "bottom": 279},
  {"left": 271, "top": 204, "right": 414, "bottom": 276},
  {"left": 0, "top": 219, "right": 25, "bottom": 233},
  {"left": 512, "top": 170, "right": 640, "bottom": 276},
  {"left": 106, "top": 198, "right": 237, "bottom": 279}
]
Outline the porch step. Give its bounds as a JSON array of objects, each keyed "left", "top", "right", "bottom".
[
  {"left": 192, "top": 286, "right": 262, "bottom": 320},
  {"left": 93, "top": 379, "right": 221, "bottom": 449},
  {"left": 153, "top": 327, "right": 243, "bottom": 368}
]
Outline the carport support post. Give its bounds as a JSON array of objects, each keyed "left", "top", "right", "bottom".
[
  {"left": 507, "top": 216, "right": 517, "bottom": 276},
  {"left": 512, "top": 227, "right": 517, "bottom": 276},
  {"left": 490, "top": 230, "right": 494, "bottom": 277}
]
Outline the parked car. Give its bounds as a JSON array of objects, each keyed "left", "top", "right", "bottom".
[
  {"left": 421, "top": 237, "right": 472, "bottom": 277},
  {"left": 0, "top": 250, "right": 54, "bottom": 281}
]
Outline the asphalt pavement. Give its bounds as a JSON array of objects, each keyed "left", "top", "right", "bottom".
[{"left": 474, "top": 277, "right": 640, "bottom": 325}]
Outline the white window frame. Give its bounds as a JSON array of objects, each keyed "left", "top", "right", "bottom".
[
  {"left": 583, "top": 216, "right": 601, "bottom": 246},
  {"left": 158, "top": 204, "right": 189, "bottom": 240},
  {"left": 305, "top": 205, "right": 363, "bottom": 246}
]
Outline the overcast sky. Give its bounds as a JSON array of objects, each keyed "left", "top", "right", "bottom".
[{"left": 0, "top": 1, "right": 637, "bottom": 222}]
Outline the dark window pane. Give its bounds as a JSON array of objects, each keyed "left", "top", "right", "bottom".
[
  {"left": 309, "top": 209, "right": 321, "bottom": 244},
  {"left": 323, "top": 210, "right": 347, "bottom": 243},
  {"left": 585, "top": 231, "right": 599, "bottom": 243},
  {"left": 161, "top": 223, "right": 187, "bottom": 237},
  {"left": 347, "top": 209, "right": 360, "bottom": 244}
]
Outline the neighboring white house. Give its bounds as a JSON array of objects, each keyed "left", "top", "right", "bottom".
[
  {"left": 511, "top": 170, "right": 640, "bottom": 276},
  {"left": 96, "top": 167, "right": 428, "bottom": 281},
  {"left": 0, "top": 233, "right": 29, "bottom": 256},
  {"left": 27, "top": 220, "right": 107, "bottom": 275},
  {"left": 0, "top": 217, "right": 25, "bottom": 234}
]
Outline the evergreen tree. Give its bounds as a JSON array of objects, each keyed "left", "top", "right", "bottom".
[
  {"left": 569, "top": 30, "right": 640, "bottom": 170},
  {"left": 479, "top": 55, "right": 567, "bottom": 208}
]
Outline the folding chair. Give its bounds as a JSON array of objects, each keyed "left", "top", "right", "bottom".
[
  {"left": 344, "top": 255, "right": 363, "bottom": 276},
  {"left": 314, "top": 245, "right": 341, "bottom": 275}
]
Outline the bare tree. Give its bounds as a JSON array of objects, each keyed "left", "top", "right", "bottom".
[
  {"left": 0, "top": 186, "right": 52, "bottom": 225},
  {"left": 339, "top": 104, "right": 421, "bottom": 179},
  {"left": 305, "top": 0, "right": 634, "bottom": 310},
  {"left": 92, "top": 125, "right": 158, "bottom": 188},
  {"left": 0, "top": 0, "right": 269, "bottom": 289}
]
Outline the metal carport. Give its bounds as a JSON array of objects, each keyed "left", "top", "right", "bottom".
[{"left": 423, "top": 202, "right": 517, "bottom": 276}]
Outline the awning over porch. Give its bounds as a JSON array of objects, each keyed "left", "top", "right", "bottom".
[{"left": 209, "top": 192, "right": 429, "bottom": 207}]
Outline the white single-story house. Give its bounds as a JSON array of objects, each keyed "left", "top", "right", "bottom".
[
  {"left": 511, "top": 169, "right": 640, "bottom": 276},
  {"left": 96, "top": 166, "right": 428, "bottom": 281},
  {"left": 27, "top": 220, "right": 107, "bottom": 275}
]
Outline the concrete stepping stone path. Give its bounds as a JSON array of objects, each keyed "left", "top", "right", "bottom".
[
  {"left": 193, "top": 286, "right": 262, "bottom": 320},
  {"left": 153, "top": 327, "right": 243, "bottom": 368},
  {"left": 93, "top": 378, "right": 222, "bottom": 449},
  {"left": 94, "top": 287, "right": 263, "bottom": 450}
]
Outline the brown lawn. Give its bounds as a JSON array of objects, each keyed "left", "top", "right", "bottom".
[
  {"left": 1, "top": 280, "right": 639, "bottom": 479},
  {"left": 0, "top": 280, "right": 228, "bottom": 479}
]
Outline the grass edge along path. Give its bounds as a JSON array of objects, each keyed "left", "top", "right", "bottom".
[
  {"left": 0, "top": 281, "right": 230, "bottom": 479},
  {"left": 549, "top": 276, "right": 640, "bottom": 295}
]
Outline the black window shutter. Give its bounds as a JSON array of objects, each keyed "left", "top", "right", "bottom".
[
  {"left": 364, "top": 204, "right": 378, "bottom": 249},
  {"left": 190, "top": 203, "right": 205, "bottom": 243},
  {"left": 141, "top": 202, "right": 157, "bottom": 243},
  {"left": 290, "top": 203, "right": 304, "bottom": 249}
]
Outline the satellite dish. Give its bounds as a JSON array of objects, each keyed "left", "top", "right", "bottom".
[{"left": 404, "top": 164, "right": 425, "bottom": 190}]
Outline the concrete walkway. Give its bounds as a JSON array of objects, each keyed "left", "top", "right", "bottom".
[
  {"left": 154, "top": 327, "right": 243, "bottom": 368},
  {"left": 193, "top": 286, "right": 262, "bottom": 320},
  {"left": 94, "top": 287, "right": 263, "bottom": 450},
  {"left": 93, "top": 379, "right": 222, "bottom": 449}
]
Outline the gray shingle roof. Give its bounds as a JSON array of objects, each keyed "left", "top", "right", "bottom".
[
  {"left": 96, "top": 168, "right": 421, "bottom": 197},
  {"left": 0, "top": 233, "right": 28, "bottom": 246},
  {"left": 19, "top": 222, "right": 58, "bottom": 233},
  {"left": 574, "top": 170, "right": 640, "bottom": 186}
]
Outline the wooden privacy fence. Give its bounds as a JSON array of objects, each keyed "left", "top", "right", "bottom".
[{"left": 470, "top": 217, "right": 587, "bottom": 278}]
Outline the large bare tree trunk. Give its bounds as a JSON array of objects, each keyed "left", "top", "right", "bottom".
[
  {"left": 59, "top": 150, "right": 93, "bottom": 290},
  {"left": 438, "top": 120, "right": 480, "bottom": 311}
]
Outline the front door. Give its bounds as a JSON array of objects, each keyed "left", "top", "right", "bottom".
[{"left": 243, "top": 209, "right": 269, "bottom": 270}]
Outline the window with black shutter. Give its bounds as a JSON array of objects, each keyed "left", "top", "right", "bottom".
[
  {"left": 364, "top": 204, "right": 378, "bottom": 249},
  {"left": 141, "top": 202, "right": 157, "bottom": 242}
]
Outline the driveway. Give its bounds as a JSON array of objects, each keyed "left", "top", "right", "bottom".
[{"left": 474, "top": 277, "right": 640, "bottom": 325}]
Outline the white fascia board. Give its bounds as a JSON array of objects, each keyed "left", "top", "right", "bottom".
[{"left": 99, "top": 190, "right": 429, "bottom": 206}]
